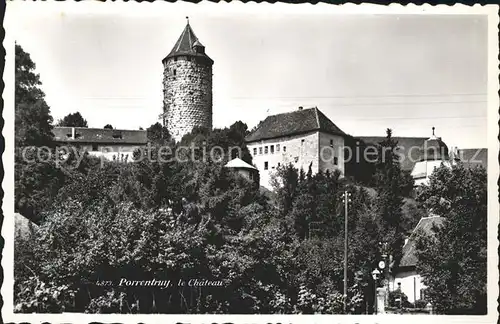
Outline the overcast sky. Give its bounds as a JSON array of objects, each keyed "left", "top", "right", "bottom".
[{"left": 13, "top": 5, "right": 488, "bottom": 148}]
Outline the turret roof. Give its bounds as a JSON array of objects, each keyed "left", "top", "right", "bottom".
[{"left": 163, "top": 22, "right": 213, "bottom": 64}]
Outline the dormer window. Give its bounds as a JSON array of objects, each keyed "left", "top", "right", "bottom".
[
  {"left": 112, "top": 132, "right": 123, "bottom": 139},
  {"left": 193, "top": 40, "right": 205, "bottom": 54}
]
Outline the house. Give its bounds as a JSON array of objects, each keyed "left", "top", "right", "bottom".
[
  {"left": 245, "top": 106, "right": 346, "bottom": 189},
  {"left": 392, "top": 215, "right": 445, "bottom": 303},
  {"left": 52, "top": 127, "right": 148, "bottom": 162},
  {"left": 225, "top": 157, "right": 259, "bottom": 184},
  {"left": 357, "top": 128, "right": 487, "bottom": 186}
]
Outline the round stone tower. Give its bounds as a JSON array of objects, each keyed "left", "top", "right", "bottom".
[{"left": 162, "top": 20, "right": 214, "bottom": 142}]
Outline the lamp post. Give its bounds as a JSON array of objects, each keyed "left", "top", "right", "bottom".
[
  {"left": 371, "top": 268, "right": 380, "bottom": 315},
  {"left": 342, "top": 191, "right": 351, "bottom": 314}
]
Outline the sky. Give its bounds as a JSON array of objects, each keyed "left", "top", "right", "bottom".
[{"left": 13, "top": 5, "right": 488, "bottom": 148}]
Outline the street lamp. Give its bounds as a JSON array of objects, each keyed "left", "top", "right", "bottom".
[{"left": 371, "top": 269, "right": 380, "bottom": 315}]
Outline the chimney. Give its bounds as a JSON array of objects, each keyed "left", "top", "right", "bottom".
[
  {"left": 298, "top": 106, "right": 303, "bottom": 111},
  {"left": 71, "top": 127, "right": 75, "bottom": 139}
]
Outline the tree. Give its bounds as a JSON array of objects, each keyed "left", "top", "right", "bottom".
[
  {"left": 15, "top": 44, "right": 54, "bottom": 148},
  {"left": 56, "top": 112, "right": 88, "bottom": 127},
  {"left": 373, "top": 129, "right": 410, "bottom": 265},
  {"left": 146, "top": 122, "right": 171, "bottom": 144},
  {"left": 415, "top": 164, "right": 487, "bottom": 314},
  {"left": 104, "top": 124, "right": 113, "bottom": 129}
]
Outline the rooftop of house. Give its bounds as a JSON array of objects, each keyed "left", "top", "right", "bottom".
[
  {"left": 225, "top": 157, "right": 258, "bottom": 170},
  {"left": 163, "top": 21, "right": 213, "bottom": 64},
  {"left": 355, "top": 136, "right": 428, "bottom": 171},
  {"left": 457, "top": 148, "right": 488, "bottom": 169},
  {"left": 53, "top": 127, "right": 148, "bottom": 145},
  {"left": 245, "top": 107, "right": 346, "bottom": 143},
  {"left": 399, "top": 215, "right": 445, "bottom": 268}
]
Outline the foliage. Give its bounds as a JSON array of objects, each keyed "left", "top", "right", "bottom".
[
  {"left": 146, "top": 122, "right": 172, "bottom": 145},
  {"left": 104, "top": 124, "right": 113, "bottom": 129},
  {"left": 15, "top": 44, "right": 54, "bottom": 148},
  {"left": 372, "top": 129, "right": 412, "bottom": 266},
  {"left": 414, "top": 298, "right": 428, "bottom": 309},
  {"left": 388, "top": 289, "right": 411, "bottom": 308},
  {"left": 56, "top": 111, "right": 88, "bottom": 127},
  {"left": 415, "top": 164, "right": 487, "bottom": 314}
]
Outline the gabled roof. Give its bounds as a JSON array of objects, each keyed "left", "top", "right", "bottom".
[
  {"left": 163, "top": 23, "right": 213, "bottom": 64},
  {"left": 399, "top": 215, "right": 445, "bottom": 268},
  {"left": 245, "top": 107, "right": 346, "bottom": 143},
  {"left": 225, "top": 157, "right": 257, "bottom": 170},
  {"left": 356, "top": 136, "right": 428, "bottom": 171},
  {"left": 53, "top": 127, "right": 148, "bottom": 145},
  {"left": 457, "top": 148, "right": 488, "bottom": 169}
]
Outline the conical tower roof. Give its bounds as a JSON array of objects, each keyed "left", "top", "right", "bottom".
[{"left": 163, "top": 20, "right": 213, "bottom": 64}]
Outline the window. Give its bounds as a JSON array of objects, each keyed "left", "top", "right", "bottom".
[
  {"left": 283, "top": 146, "right": 287, "bottom": 152},
  {"left": 259, "top": 147, "right": 263, "bottom": 155},
  {"left": 265, "top": 146, "right": 268, "bottom": 154},
  {"left": 264, "top": 162, "right": 268, "bottom": 170},
  {"left": 253, "top": 148, "right": 257, "bottom": 155},
  {"left": 334, "top": 157, "right": 338, "bottom": 165},
  {"left": 276, "top": 144, "right": 280, "bottom": 152},
  {"left": 270, "top": 145, "right": 274, "bottom": 154},
  {"left": 330, "top": 139, "right": 334, "bottom": 147},
  {"left": 91, "top": 144, "right": 98, "bottom": 152}
]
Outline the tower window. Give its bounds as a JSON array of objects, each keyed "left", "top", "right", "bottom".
[{"left": 264, "top": 162, "right": 268, "bottom": 170}]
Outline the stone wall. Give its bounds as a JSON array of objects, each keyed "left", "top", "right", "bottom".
[
  {"left": 247, "top": 131, "right": 320, "bottom": 189},
  {"left": 163, "top": 56, "right": 213, "bottom": 141},
  {"left": 318, "top": 132, "right": 345, "bottom": 176}
]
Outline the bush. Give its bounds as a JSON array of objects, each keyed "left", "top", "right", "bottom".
[
  {"left": 389, "top": 290, "right": 412, "bottom": 308},
  {"left": 414, "top": 299, "right": 428, "bottom": 309}
]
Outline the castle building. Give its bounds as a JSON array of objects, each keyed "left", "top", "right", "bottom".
[
  {"left": 162, "top": 20, "right": 214, "bottom": 142},
  {"left": 245, "top": 106, "right": 346, "bottom": 189}
]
